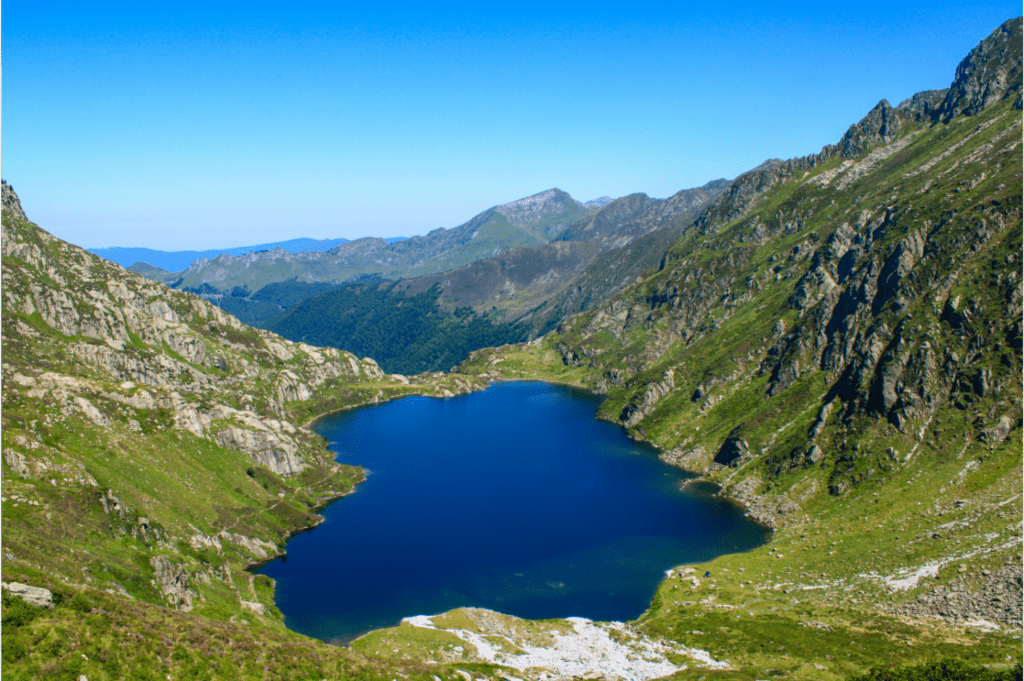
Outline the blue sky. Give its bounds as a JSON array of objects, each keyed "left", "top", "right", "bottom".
[{"left": 4, "top": 2, "right": 1019, "bottom": 250}]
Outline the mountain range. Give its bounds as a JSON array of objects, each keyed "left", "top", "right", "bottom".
[
  {"left": 143, "top": 180, "right": 726, "bottom": 372},
  {"left": 1, "top": 16, "right": 1021, "bottom": 680},
  {"left": 91, "top": 238, "right": 352, "bottom": 273}
]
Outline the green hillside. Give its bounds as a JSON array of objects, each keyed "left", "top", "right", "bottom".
[
  {"left": 264, "top": 279, "right": 530, "bottom": 374},
  {"left": 0, "top": 184, "right": 489, "bottom": 679},
  {"left": 2, "top": 16, "right": 1022, "bottom": 681},
  {"left": 449, "top": 19, "right": 1023, "bottom": 677}
]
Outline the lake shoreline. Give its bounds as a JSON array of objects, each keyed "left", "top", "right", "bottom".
[{"left": 265, "top": 380, "right": 771, "bottom": 643}]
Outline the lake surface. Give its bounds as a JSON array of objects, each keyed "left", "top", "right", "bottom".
[{"left": 259, "top": 381, "right": 769, "bottom": 643}]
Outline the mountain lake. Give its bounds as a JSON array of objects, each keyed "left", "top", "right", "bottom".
[{"left": 259, "top": 381, "right": 770, "bottom": 644}]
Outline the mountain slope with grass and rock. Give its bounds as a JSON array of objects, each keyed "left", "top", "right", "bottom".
[
  {"left": 2, "top": 16, "right": 1022, "bottom": 681},
  {"left": 0, "top": 180, "right": 489, "bottom": 679},
  {"left": 448, "top": 17, "right": 1023, "bottom": 678}
]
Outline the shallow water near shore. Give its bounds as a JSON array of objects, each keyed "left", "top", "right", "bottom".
[{"left": 259, "top": 381, "right": 769, "bottom": 643}]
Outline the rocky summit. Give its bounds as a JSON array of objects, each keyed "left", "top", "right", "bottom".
[{"left": 2, "top": 16, "right": 1023, "bottom": 681}]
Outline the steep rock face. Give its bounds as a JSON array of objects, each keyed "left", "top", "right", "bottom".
[
  {"left": 619, "top": 369, "right": 674, "bottom": 427},
  {"left": 936, "top": 17, "right": 1023, "bottom": 121},
  {"left": 898, "top": 89, "right": 949, "bottom": 117},
  {"left": 150, "top": 555, "right": 195, "bottom": 612},
  {"left": 2, "top": 182, "right": 28, "bottom": 221},
  {"left": 836, "top": 100, "right": 907, "bottom": 157}
]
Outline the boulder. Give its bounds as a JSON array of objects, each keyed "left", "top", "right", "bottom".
[
  {"left": 981, "top": 414, "right": 1016, "bottom": 442},
  {"left": 1, "top": 581, "right": 53, "bottom": 608}
]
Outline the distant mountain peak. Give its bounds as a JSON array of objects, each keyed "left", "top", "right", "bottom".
[
  {"left": 495, "top": 188, "right": 580, "bottom": 227},
  {"left": 584, "top": 196, "right": 614, "bottom": 209}
]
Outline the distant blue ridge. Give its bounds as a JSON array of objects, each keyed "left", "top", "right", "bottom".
[{"left": 90, "top": 236, "right": 407, "bottom": 272}]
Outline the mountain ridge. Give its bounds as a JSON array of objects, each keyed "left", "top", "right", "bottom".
[
  {"left": 90, "top": 237, "right": 353, "bottom": 273},
  {"left": 260, "top": 180, "right": 730, "bottom": 372},
  {"left": 156, "top": 187, "right": 594, "bottom": 294}
]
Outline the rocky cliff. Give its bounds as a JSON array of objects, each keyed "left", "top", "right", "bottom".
[{"left": 937, "top": 17, "right": 1023, "bottom": 121}]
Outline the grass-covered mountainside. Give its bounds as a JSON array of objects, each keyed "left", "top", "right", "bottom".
[
  {"left": 0, "top": 184, "right": 491, "bottom": 679},
  {"left": 444, "top": 16, "right": 1024, "bottom": 678}
]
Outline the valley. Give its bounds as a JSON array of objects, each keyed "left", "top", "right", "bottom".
[
  {"left": 133, "top": 182, "right": 729, "bottom": 374},
  {"left": 2, "top": 15, "right": 1022, "bottom": 681}
]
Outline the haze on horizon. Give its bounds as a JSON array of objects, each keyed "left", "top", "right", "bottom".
[{"left": 4, "top": 1, "right": 1019, "bottom": 251}]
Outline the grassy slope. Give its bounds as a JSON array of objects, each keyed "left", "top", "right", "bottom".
[
  {"left": 0, "top": 206, "right": 494, "bottom": 679},
  {"left": 444, "top": 101, "right": 1023, "bottom": 677}
]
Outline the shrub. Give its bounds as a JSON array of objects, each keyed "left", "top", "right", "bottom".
[{"left": 849, "top": 658, "right": 1024, "bottom": 681}]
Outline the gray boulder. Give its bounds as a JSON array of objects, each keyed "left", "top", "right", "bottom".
[{"left": 1, "top": 581, "right": 53, "bottom": 608}]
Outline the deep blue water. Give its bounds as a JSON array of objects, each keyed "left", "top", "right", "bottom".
[{"left": 259, "top": 381, "right": 768, "bottom": 643}]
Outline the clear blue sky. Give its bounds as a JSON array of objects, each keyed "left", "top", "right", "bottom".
[{"left": 4, "top": 1, "right": 1019, "bottom": 250}]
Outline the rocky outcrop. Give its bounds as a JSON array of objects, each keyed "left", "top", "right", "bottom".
[
  {"left": 1, "top": 180, "right": 27, "bottom": 220},
  {"left": 980, "top": 413, "right": 1017, "bottom": 442},
  {"left": 894, "top": 557, "right": 1023, "bottom": 628},
  {"left": 150, "top": 556, "right": 195, "bottom": 612},
  {"left": 713, "top": 433, "right": 750, "bottom": 467},
  {"left": 659, "top": 445, "right": 708, "bottom": 473},
  {"left": 219, "top": 532, "right": 278, "bottom": 560},
  {"left": 897, "top": 89, "right": 949, "bottom": 117},
  {"left": 619, "top": 370, "right": 674, "bottom": 427},
  {"left": 1, "top": 581, "right": 53, "bottom": 608},
  {"left": 936, "top": 17, "right": 1023, "bottom": 122},
  {"left": 835, "top": 100, "right": 909, "bottom": 157},
  {"left": 214, "top": 425, "right": 305, "bottom": 476}
]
